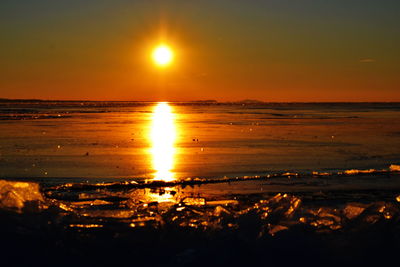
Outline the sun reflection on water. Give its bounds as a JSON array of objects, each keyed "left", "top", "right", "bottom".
[
  {"left": 150, "top": 102, "right": 176, "bottom": 181},
  {"left": 144, "top": 187, "right": 178, "bottom": 203}
]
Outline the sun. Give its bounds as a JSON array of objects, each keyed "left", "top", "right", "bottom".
[{"left": 152, "top": 44, "right": 173, "bottom": 67}]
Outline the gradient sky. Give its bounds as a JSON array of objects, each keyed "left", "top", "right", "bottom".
[{"left": 1, "top": 0, "right": 399, "bottom": 101}]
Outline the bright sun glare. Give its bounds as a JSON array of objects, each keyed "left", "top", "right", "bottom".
[
  {"left": 152, "top": 45, "right": 173, "bottom": 66},
  {"left": 150, "top": 102, "right": 176, "bottom": 181}
]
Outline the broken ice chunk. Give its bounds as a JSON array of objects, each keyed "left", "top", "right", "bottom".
[
  {"left": 213, "top": 206, "right": 231, "bottom": 217},
  {"left": 181, "top": 197, "right": 206, "bottom": 206},
  {"left": 390, "top": 164, "right": 400, "bottom": 172},
  {"left": 0, "top": 180, "right": 44, "bottom": 212},
  {"left": 268, "top": 225, "right": 288, "bottom": 236},
  {"left": 343, "top": 203, "right": 366, "bottom": 220},
  {"left": 207, "top": 199, "right": 239, "bottom": 206}
]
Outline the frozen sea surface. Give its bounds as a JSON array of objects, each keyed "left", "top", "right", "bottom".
[
  {"left": 1, "top": 101, "right": 400, "bottom": 266},
  {"left": 0, "top": 101, "right": 399, "bottom": 184}
]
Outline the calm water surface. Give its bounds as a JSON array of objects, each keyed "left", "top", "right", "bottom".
[{"left": 0, "top": 101, "right": 399, "bottom": 184}]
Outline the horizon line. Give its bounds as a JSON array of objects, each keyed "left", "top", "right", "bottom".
[{"left": 1, "top": 98, "right": 400, "bottom": 104}]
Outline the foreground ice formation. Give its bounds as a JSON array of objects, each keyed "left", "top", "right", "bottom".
[
  {"left": 0, "top": 180, "right": 44, "bottom": 212},
  {"left": 1, "top": 176, "right": 400, "bottom": 236},
  {"left": 2, "top": 171, "right": 400, "bottom": 267}
]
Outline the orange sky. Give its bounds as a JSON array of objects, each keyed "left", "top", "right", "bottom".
[{"left": 1, "top": 1, "right": 399, "bottom": 101}]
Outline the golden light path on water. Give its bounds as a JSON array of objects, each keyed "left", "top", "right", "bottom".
[{"left": 150, "top": 102, "right": 177, "bottom": 182}]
